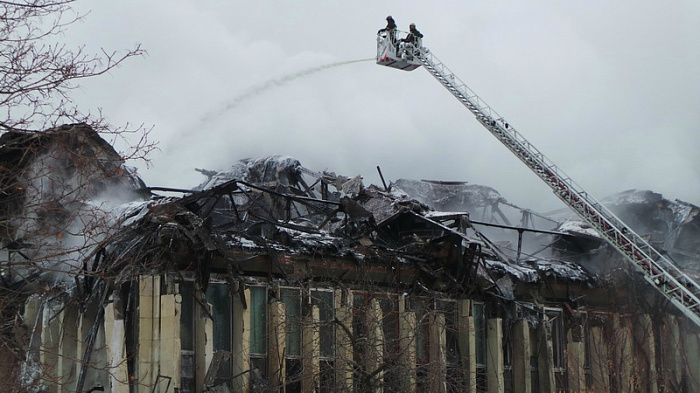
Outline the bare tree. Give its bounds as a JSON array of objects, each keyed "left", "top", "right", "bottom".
[
  {"left": 0, "top": 2, "right": 154, "bottom": 391},
  {"left": 0, "top": 1, "right": 144, "bottom": 127}
]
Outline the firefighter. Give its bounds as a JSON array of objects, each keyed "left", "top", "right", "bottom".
[
  {"left": 377, "top": 16, "right": 399, "bottom": 57},
  {"left": 399, "top": 23, "right": 423, "bottom": 58},
  {"left": 402, "top": 23, "right": 423, "bottom": 46},
  {"left": 378, "top": 15, "right": 398, "bottom": 49},
  {"left": 377, "top": 15, "right": 397, "bottom": 35}
]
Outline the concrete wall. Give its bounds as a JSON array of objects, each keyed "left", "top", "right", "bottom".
[
  {"left": 232, "top": 288, "right": 251, "bottom": 393},
  {"left": 589, "top": 322, "right": 611, "bottom": 392},
  {"left": 487, "top": 318, "right": 504, "bottom": 393},
  {"left": 398, "top": 307, "right": 417, "bottom": 393},
  {"left": 457, "top": 300, "right": 477, "bottom": 393},
  {"left": 512, "top": 318, "right": 532, "bottom": 393},
  {"left": 365, "top": 298, "right": 385, "bottom": 393},
  {"left": 661, "top": 315, "right": 682, "bottom": 392},
  {"left": 634, "top": 314, "right": 658, "bottom": 393},
  {"left": 267, "top": 300, "right": 286, "bottom": 390},
  {"left": 301, "top": 305, "right": 320, "bottom": 392},
  {"left": 429, "top": 313, "right": 447, "bottom": 393}
]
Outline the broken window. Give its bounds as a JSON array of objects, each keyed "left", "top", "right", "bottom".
[
  {"left": 208, "top": 282, "right": 232, "bottom": 352},
  {"left": 546, "top": 309, "right": 565, "bottom": 368},
  {"left": 573, "top": 311, "right": 593, "bottom": 389},
  {"left": 281, "top": 288, "right": 301, "bottom": 357},
  {"left": 310, "top": 289, "right": 335, "bottom": 357},
  {"left": 410, "top": 298, "right": 429, "bottom": 362},
  {"left": 311, "top": 289, "right": 335, "bottom": 393},
  {"left": 545, "top": 308, "right": 568, "bottom": 392},
  {"left": 281, "top": 287, "right": 302, "bottom": 393},
  {"left": 437, "top": 299, "right": 465, "bottom": 393},
  {"left": 410, "top": 298, "right": 430, "bottom": 392},
  {"left": 249, "top": 285, "right": 267, "bottom": 380},
  {"left": 582, "top": 315, "right": 592, "bottom": 389},
  {"left": 503, "top": 315, "right": 514, "bottom": 393},
  {"left": 436, "top": 300, "right": 460, "bottom": 365},
  {"left": 378, "top": 295, "right": 400, "bottom": 392},
  {"left": 529, "top": 315, "right": 540, "bottom": 393},
  {"left": 352, "top": 293, "right": 367, "bottom": 390},
  {"left": 179, "top": 281, "right": 196, "bottom": 393},
  {"left": 473, "top": 301, "right": 488, "bottom": 393},
  {"left": 206, "top": 282, "right": 232, "bottom": 387}
]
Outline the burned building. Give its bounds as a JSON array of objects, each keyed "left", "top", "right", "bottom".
[{"left": 2, "top": 125, "right": 700, "bottom": 393}]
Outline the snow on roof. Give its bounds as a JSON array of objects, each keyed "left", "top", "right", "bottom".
[{"left": 556, "top": 219, "right": 602, "bottom": 239}]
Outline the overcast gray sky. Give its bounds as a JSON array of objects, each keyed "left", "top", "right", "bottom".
[{"left": 65, "top": 1, "right": 700, "bottom": 213}]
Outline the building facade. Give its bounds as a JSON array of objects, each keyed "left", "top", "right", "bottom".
[{"left": 3, "top": 126, "right": 700, "bottom": 392}]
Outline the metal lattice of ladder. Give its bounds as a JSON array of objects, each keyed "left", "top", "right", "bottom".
[{"left": 413, "top": 47, "right": 700, "bottom": 328}]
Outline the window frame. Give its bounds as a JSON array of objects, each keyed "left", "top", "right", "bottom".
[
  {"left": 310, "top": 288, "right": 336, "bottom": 359},
  {"left": 472, "top": 301, "right": 488, "bottom": 393}
]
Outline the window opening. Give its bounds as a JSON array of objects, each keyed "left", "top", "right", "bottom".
[
  {"left": 312, "top": 289, "right": 336, "bottom": 393},
  {"left": 249, "top": 286, "right": 268, "bottom": 356},
  {"left": 473, "top": 302, "right": 487, "bottom": 393},
  {"left": 311, "top": 289, "right": 335, "bottom": 358},
  {"left": 528, "top": 311, "right": 540, "bottom": 393},
  {"left": 179, "top": 281, "right": 196, "bottom": 393},
  {"left": 352, "top": 293, "right": 367, "bottom": 390},
  {"left": 437, "top": 299, "right": 465, "bottom": 393},
  {"left": 503, "top": 315, "right": 514, "bottom": 393},
  {"left": 545, "top": 308, "right": 568, "bottom": 393},
  {"left": 281, "top": 287, "right": 302, "bottom": 393},
  {"left": 206, "top": 282, "right": 232, "bottom": 387},
  {"left": 410, "top": 298, "right": 430, "bottom": 392},
  {"left": 207, "top": 282, "right": 232, "bottom": 352},
  {"left": 409, "top": 299, "right": 429, "bottom": 363},
  {"left": 378, "top": 295, "right": 400, "bottom": 392},
  {"left": 281, "top": 288, "right": 302, "bottom": 357},
  {"left": 249, "top": 285, "right": 269, "bottom": 388},
  {"left": 474, "top": 302, "right": 486, "bottom": 366},
  {"left": 581, "top": 312, "right": 592, "bottom": 388}
]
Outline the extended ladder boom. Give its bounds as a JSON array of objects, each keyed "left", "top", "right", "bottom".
[{"left": 413, "top": 47, "right": 700, "bottom": 327}]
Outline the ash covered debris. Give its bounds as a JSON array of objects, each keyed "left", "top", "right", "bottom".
[
  {"left": 392, "top": 178, "right": 558, "bottom": 229},
  {"left": 393, "top": 179, "right": 505, "bottom": 214},
  {"left": 550, "top": 189, "right": 700, "bottom": 278},
  {"left": 110, "top": 154, "right": 599, "bottom": 292},
  {"left": 602, "top": 190, "right": 700, "bottom": 268}
]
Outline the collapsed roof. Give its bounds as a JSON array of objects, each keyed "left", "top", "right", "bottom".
[
  {"left": 393, "top": 177, "right": 700, "bottom": 277},
  {"left": 601, "top": 189, "right": 700, "bottom": 268},
  {"left": 103, "top": 155, "right": 600, "bottom": 303},
  {"left": 544, "top": 189, "right": 700, "bottom": 284},
  {"left": 2, "top": 126, "right": 699, "bottom": 309}
]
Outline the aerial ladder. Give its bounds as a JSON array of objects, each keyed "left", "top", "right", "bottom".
[{"left": 376, "top": 31, "right": 700, "bottom": 328}]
